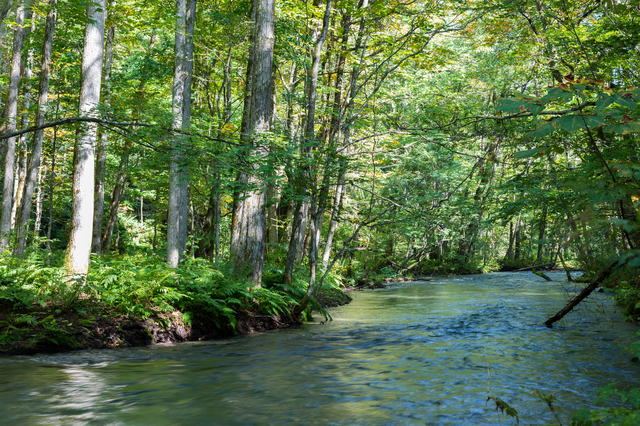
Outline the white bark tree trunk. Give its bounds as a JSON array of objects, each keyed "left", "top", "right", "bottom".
[
  {"left": 33, "top": 164, "right": 43, "bottom": 235},
  {"left": 92, "top": 22, "right": 114, "bottom": 254},
  {"left": 0, "top": 2, "right": 29, "bottom": 251},
  {"left": 167, "top": 0, "right": 193, "bottom": 267},
  {"left": 15, "top": 0, "right": 57, "bottom": 256},
  {"left": 64, "top": 0, "right": 106, "bottom": 277}
]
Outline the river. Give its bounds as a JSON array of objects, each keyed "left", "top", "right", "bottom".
[{"left": 1, "top": 271, "right": 638, "bottom": 425}]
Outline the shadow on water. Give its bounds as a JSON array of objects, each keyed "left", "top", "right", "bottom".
[{"left": 1, "top": 272, "right": 638, "bottom": 425}]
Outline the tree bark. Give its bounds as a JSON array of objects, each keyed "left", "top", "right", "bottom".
[
  {"left": 92, "top": 22, "right": 114, "bottom": 254},
  {"left": 0, "top": 1, "right": 13, "bottom": 83},
  {"left": 544, "top": 262, "right": 616, "bottom": 327},
  {"left": 15, "top": 0, "right": 58, "bottom": 256},
  {"left": 536, "top": 205, "right": 548, "bottom": 263},
  {"left": 102, "top": 161, "right": 127, "bottom": 253},
  {"left": 179, "top": 0, "right": 195, "bottom": 257},
  {"left": 12, "top": 19, "right": 34, "bottom": 231},
  {"left": 0, "top": 2, "right": 30, "bottom": 251},
  {"left": 167, "top": 0, "right": 191, "bottom": 267},
  {"left": 283, "top": 200, "right": 308, "bottom": 286},
  {"left": 230, "top": 0, "right": 275, "bottom": 284},
  {"left": 322, "top": 168, "right": 345, "bottom": 269},
  {"left": 33, "top": 164, "right": 43, "bottom": 236},
  {"left": 294, "top": 0, "right": 333, "bottom": 315},
  {"left": 64, "top": 0, "right": 106, "bottom": 277}
]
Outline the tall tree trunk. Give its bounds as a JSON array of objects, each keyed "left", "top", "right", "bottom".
[
  {"left": 0, "top": 0, "right": 13, "bottom": 104},
  {"left": 284, "top": 0, "right": 333, "bottom": 288},
  {"left": 230, "top": 0, "right": 275, "bottom": 284},
  {"left": 167, "top": 0, "right": 187, "bottom": 267},
  {"left": 0, "top": 2, "right": 30, "bottom": 251},
  {"left": 167, "top": 0, "right": 195, "bottom": 267},
  {"left": 64, "top": 0, "right": 106, "bottom": 277},
  {"left": 322, "top": 168, "right": 345, "bottom": 269},
  {"left": 15, "top": 0, "right": 57, "bottom": 256},
  {"left": 283, "top": 200, "right": 308, "bottom": 286},
  {"left": 514, "top": 214, "right": 522, "bottom": 260},
  {"left": 92, "top": 22, "right": 114, "bottom": 254},
  {"left": 0, "top": 0, "right": 12, "bottom": 24},
  {"left": 33, "top": 164, "right": 43, "bottom": 236},
  {"left": 536, "top": 205, "right": 547, "bottom": 263},
  {"left": 459, "top": 143, "right": 497, "bottom": 260},
  {"left": 12, "top": 31, "right": 34, "bottom": 231},
  {"left": 320, "top": 11, "right": 351, "bottom": 270},
  {"left": 102, "top": 162, "right": 127, "bottom": 253},
  {"left": 180, "top": 0, "right": 195, "bottom": 256},
  {"left": 45, "top": 88, "right": 60, "bottom": 265},
  {"left": 294, "top": 0, "right": 333, "bottom": 315}
]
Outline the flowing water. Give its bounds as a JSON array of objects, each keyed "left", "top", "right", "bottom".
[{"left": 1, "top": 272, "right": 639, "bottom": 425}]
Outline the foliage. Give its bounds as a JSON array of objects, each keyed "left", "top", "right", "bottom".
[
  {"left": 0, "top": 250, "right": 313, "bottom": 347},
  {"left": 571, "top": 383, "right": 640, "bottom": 426},
  {"left": 487, "top": 395, "right": 520, "bottom": 425}
]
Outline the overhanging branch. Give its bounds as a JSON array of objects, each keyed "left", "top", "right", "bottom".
[{"left": 0, "top": 116, "right": 239, "bottom": 148}]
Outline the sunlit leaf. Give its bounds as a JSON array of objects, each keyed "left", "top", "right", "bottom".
[
  {"left": 526, "top": 123, "right": 555, "bottom": 137},
  {"left": 514, "top": 147, "right": 546, "bottom": 159}
]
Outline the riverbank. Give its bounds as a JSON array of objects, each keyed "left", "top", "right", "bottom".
[
  {"left": 0, "top": 254, "right": 352, "bottom": 356},
  {"left": 0, "top": 285, "right": 352, "bottom": 356}
]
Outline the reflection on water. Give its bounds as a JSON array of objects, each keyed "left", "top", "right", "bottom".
[{"left": 1, "top": 272, "right": 638, "bottom": 425}]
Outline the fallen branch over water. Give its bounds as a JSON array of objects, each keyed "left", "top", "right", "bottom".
[
  {"left": 515, "top": 263, "right": 557, "bottom": 271},
  {"left": 544, "top": 262, "right": 616, "bottom": 328},
  {"left": 532, "top": 269, "right": 553, "bottom": 281}
]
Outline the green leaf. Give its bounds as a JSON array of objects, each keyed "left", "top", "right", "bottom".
[
  {"left": 613, "top": 95, "right": 638, "bottom": 110},
  {"left": 604, "top": 123, "right": 640, "bottom": 134},
  {"left": 496, "top": 98, "right": 529, "bottom": 114},
  {"left": 514, "top": 147, "right": 546, "bottom": 159},
  {"left": 596, "top": 95, "right": 616, "bottom": 111},
  {"left": 582, "top": 115, "right": 607, "bottom": 128},
  {"left": 555, "top": 115, "right": 586, "bottom": 132},
  {"left": 529, "top": 104, "right": 545, "bottom": 116},
  {"left": 623, "top": 122, "right": 640, "bottom": 133},
  {"left": 540, "top": 87, "right": 573, "bottom": 103},
  {"left": 526, "top": 123, "right": 555, "bottom": 137}
]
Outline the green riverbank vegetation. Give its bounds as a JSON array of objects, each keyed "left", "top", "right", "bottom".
[{"left": 0, "top": 0, "right": 639, "bottom": 422}]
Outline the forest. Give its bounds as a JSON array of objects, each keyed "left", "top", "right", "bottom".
[
  {"left": 1, "top": 0, "right": 640, "bottom": 422},
  {"left": 0, "top": 0, "right": 639, "bottom": 387}
]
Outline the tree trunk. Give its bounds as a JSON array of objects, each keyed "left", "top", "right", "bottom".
[
  {"left": 505, "top": 220, "right": 514, "bottom": 260},
  {"left": 266, "top": 176, "right": 280, "bottom": 247},
  {"left": 102, "top": 166, "right": 127, "bottom": 253},
  {"left": 0, "top": 2, "right": 30, "bottom": 251},
  {"left": 45, "top": 95, "right": 59, "bottom": 265},
  {"left": 321, "top": 168, "right": 345, "bottom": 269},
  {"left": 514, "top": 212, "right": 522, "bottom": 260},
  {"left": 179, "top": 0, "right": 195, "bottom": 257},
  {"left": 283, "top": 200, "right": 308, "bottom": 286},
  {"left": 167, "top": 0, "right": 187, "bottom": 267},
  {"left": 230, "top": 0, "right": 275, "bottom": 284},
  {"left": 294, "top": 0, "right": 333, "bottom": 315},
  {"left": 92, "top": 23, "right": 114, "bottom": 254},
  {"left": 196, "top": 174, "right": 220, "bottom": 260},
  {"left": 33, "top": 164, "right": 43, "bottom": 237},
  {"left": 544, "top": 263, "right": 616, "bottom": 327},
  {"left": 536, "top": 205, "right": 547, "bottom": 263},
  {"left": 12, "top": 28, "right": 34, "bottom": 231},
  {"left": 64, "top": 0, "right": 106, "bottom": 277},
  {"left": 15, "top": 0, "right": 57, "bottom": 256}
]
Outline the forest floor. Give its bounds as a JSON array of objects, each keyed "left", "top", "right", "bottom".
[{"left": 0, "top": 286, "right": 352, "bottom": 356}]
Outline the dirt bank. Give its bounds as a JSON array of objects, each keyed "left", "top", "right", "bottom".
[{"left": 1, "top": 287, "right": 352, "bottom": 356}]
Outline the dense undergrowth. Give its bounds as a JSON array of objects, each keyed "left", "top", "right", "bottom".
[{"left": 0, "top": 248, "right": 346, "bottom": 351}]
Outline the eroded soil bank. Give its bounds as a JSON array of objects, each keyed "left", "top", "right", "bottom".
[{"left": 0, "top": 287, "right": 352, "bottom": 356}]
